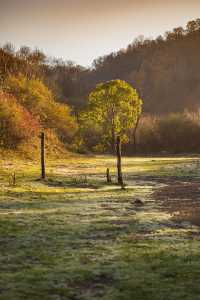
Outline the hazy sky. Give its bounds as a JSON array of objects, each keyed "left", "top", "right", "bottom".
[{"left": 1, "top": 0, "right": 200, "bottom": 66}]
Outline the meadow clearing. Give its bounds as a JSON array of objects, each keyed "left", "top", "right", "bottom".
[{"left": 0, "top": 155, "right": 200, "bottom": 300}]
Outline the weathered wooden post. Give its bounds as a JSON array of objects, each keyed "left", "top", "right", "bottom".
[
  {"left": 106, "top": 168, "right": 112, "bottom": 183},
  {"left": 12, "top": 172, "right": 16, "bottom": 186},
  {"left": 40, "top": 131, "right": 45, "bottom": 179},
  {"left": 116, "top": 136, "right": 123, "bottom": 186}
]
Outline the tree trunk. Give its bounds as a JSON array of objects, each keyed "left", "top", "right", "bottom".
[
  {"left": 40, "top": 131, "right": 45, "bottom": 179},
  {"left": 111, "top": 126, "right": 116, "bottom": 154},
  {"left": 133, "top": 115, "right": 140, "bottom": 154},
  {"left": 116, "top": 136, "right": 123, "bottom": 186}
]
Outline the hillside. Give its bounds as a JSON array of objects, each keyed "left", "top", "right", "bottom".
[
  {"left": 1, "top": 19, "right": 200, "bottom": 115},
  {"left": 81, "top": 19, "right": 200, "bottom": 114}
]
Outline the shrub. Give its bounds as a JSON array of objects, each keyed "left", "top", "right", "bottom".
[
  {"left": 130, "top": 112, "right": 200, "bottom": 154},
  {"left": 0, "top": 91, "right": 40, "bottom": 148},
  {"left": 4, "top": 75, "right": 77, "bottom": 143},
  {"left": 135, "top": 115, "right": 161, "bottom": 153},
  {"left": 157, "top": 113, "right": 200, "bottom": 153}
]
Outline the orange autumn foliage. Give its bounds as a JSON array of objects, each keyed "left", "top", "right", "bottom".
[{"left": 0, "top": 91, "right": 40, "bottom": 148}]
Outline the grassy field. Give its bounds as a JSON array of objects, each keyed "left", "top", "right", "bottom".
[{"left": 0, "top": 155, "right": 200, "bottom": 300}]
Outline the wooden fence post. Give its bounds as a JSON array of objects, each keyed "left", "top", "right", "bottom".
[
  {"left": 40, "top": 131, "right": 45, "bottom": 179},
  {"left": 106, "top": 168, "right": 112, "bottom": 183}
]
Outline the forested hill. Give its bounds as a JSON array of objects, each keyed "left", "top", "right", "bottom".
[
  {"left": 84, "top": 18, "right": 200, "bottom": 114},
  {"left": 1, "top": 18, "right": 200, "bottom": 114}
]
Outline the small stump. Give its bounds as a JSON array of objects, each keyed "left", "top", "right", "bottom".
[{"left": 133, "top": 198, "right": 144, "bottom": 206}]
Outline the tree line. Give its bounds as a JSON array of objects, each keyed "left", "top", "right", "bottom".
[
  {"left": 1, "top": 18, "right": 200, "bottom": 155},
  {"left": 1, "top": 18, "right": 200, "bottom": 114}
]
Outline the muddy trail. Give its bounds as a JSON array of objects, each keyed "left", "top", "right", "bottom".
[
  {"left": 124, "top": 172, "right": 200, "bottom": 232},
  {"left": 153, "top": 181, "right": 200, "bottom": 227}
]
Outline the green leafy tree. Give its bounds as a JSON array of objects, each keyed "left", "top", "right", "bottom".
[
  {"left": 83, "top": 79, "right": 142, "bottom": 151},
  {"left": 82, "top": 79, "right": 142, "bottom": 185}
]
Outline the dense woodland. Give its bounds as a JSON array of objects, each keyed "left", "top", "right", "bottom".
[{"left": 1, "top": 18, "right": 200, "bottom": 155}]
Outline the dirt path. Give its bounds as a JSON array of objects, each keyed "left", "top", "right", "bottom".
[{"left": 153, "top": 181, "right": 200, "bottom": 227}]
